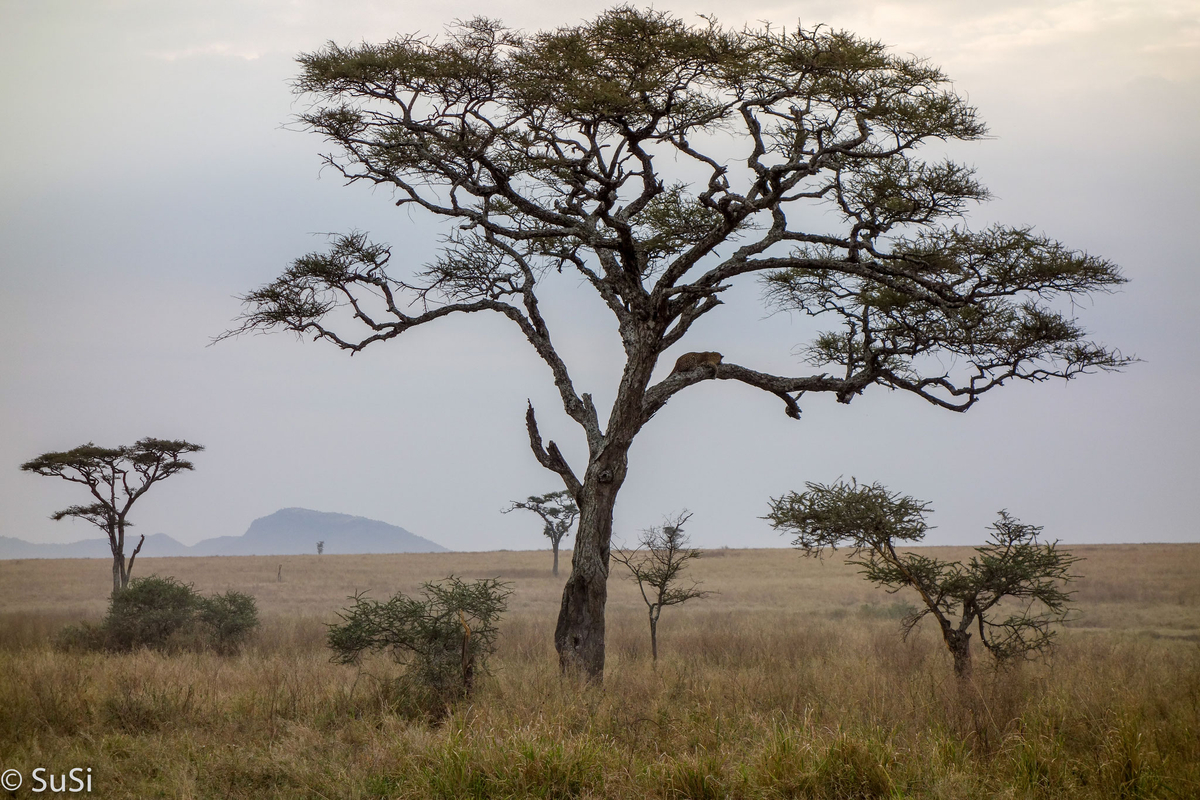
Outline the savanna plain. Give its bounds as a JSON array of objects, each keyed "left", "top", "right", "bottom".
[{"left": 1, "top": 544, "right": 1197, "bottom": 799}]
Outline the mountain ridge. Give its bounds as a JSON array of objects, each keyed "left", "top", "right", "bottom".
[{"left": 0, "top": 508, "right": 447, "bottom": 559}]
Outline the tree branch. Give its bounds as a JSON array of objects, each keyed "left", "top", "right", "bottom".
[{"left": 525, "top": 402, "right": 582, "bottom": 498}]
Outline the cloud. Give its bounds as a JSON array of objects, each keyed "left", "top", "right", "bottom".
[{"left": 745, "top": 0, "right": 1200, "bottom": 82}]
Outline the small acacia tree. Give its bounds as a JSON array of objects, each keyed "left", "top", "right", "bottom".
[
  {"left": 504, "top": 490, "right": 580, "bottom": 576},
  {"left": 224, "top": 7, "right": 1127, "bottom": 679},
  {"left": 21, "top": 438, "right": 204, "bottom": 594},
  {"left": 611, "top": 512, "right": 712, "bottom": 662},
  {"left": 766, "top": 479, "right": 1080, "bottom": 678}
]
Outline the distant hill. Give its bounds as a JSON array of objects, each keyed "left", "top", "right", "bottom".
[
  {"left": 189, "top": 508, "right": 447, "bottom": 555},
  {"left": 0, "top": 508, "right": 447, "bottom": 559},
  {"left": 0, "top": 533, "right": 190, "bottom": 560}
]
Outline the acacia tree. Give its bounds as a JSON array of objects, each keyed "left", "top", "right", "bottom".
[
  {"left": 504, "top": 490, "right": 580, "bottom": 575},
  {"left": 766, "top": 479, "right": 1080, "bottom": 678},
  {"left": 20, "top": 439, "right": 204, "bottom": 594},
  {"left": 223, "top": 8, "right": 1127, "bottom": 679},
  {"left": 611, "top": 512, "right": 711, "bottom": 662}
]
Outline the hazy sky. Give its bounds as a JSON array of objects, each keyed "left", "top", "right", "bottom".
[{"left": 2, "top": 0, "right": 1197, "bottom": 552}]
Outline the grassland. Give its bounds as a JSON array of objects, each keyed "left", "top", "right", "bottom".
[{"left": 1, "top": 544, "right": 1197, "bottom": 798}]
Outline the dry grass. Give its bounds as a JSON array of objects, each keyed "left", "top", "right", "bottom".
[{"left": 1, "top": 545, "right": 1197, "bottom": 798}]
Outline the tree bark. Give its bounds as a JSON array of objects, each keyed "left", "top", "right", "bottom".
[
  {"left": 110, "top": 524, "right": 143, "bottom": 595},
  {"left": 649, "top": 607, "right": 660, "bottom": 662},
  {"left": 945, "top": 628, "right": 972, "bottom": 679},
  {"left": 109, "top": 521, "right": 125, "bottom": 595},
  {"left": 554, "top": 451, "right": 628, "bottom": 679},
  {"left": 551, "top": 322, "right": 659, "bottom": 680},
  {"left": 552, "top": 541, "right": 559, "bottom": 577},
  {"left": 111, "top": 555, "right": 123, "bottom": 596}
]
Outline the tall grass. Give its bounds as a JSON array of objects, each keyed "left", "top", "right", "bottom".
[{"left": 1, "top": 546, "right": 1197, "bottom": 798}]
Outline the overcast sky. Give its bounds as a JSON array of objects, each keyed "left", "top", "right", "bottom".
[{"left": 2, "top": 0, "right": 1197, "bottom": 552}]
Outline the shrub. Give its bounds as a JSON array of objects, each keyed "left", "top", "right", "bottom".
[
  {"left": 198, "top": 591, "right": 260, "bottom": 654},
  {"left": 56, "top": 576, "right": 259, "bottom": 654},
  {"left": 327, "top": 576, "right": 511, "bottom": 713},
  {"left": 54, "top": 620, "right": 110, "bottom": 653},
  {"left": 105, "top": 575, "right": 201, "bottom": 651}
]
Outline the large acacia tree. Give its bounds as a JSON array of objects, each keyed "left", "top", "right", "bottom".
[{"left": 225, "top": 8, "right": 1128, "bottom": 679}]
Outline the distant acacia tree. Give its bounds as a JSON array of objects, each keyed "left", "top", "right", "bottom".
[
  {"left": 317, "top": 540, "right": 325, "bottom": 555},
  {"left": 504, "top": 490, "right": 579, "bottom": 576},
  {"left": 224, "top": 8, "right": 1127, "bottom": 679},
  {"left": 612, "top": 512, "right": 712, "bottom": 662},
  {"left": 766, "top": 479, "right": 1080, "bottom": 678},
  {"left": 21, "top": 439, "right": 204, "bottom": 594}
]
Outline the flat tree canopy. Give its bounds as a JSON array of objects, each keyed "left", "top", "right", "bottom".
[
  {"left": 504, "top": 490, "right": 580, "bottom": 576},
  {"left": 226, "top": 7, "right": 1128, "bottom": 679},
  {"left": 21, "top": 438, "right": 203, "bottom": 594}
]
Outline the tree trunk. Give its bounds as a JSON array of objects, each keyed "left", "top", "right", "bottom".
[
  {"left": 109, "top": 521, "right": 125, "bottom": 595},
  {"left": 552, "top": 333, "right": 657, "bottom": 680},
  {"left": 946, "top": 628, "right": 972, "bottom": 678},
  {"left": 649, "top": 607, "right": 659, "bottom": 662},
  {"left": 554, "top": 452, "right": 628, "bottom": 680},
  {"left": 552, "top": 541, "right": 559, "bottom": 577},
  {"left": 111, "top": 555, "right": 124, "bottom": 596},
  {"left": 110, "top": 522, "right": 142, "bottom": 595}
]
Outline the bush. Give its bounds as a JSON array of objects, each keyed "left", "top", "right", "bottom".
[
  {"left": 327, "top": 576, "right": 511, "bottom": 714},
  {"left": 106, "top": 575, "right": 202, "bottom": 651},
  {"left": 56, "top": 576, "right": 259, "bottom": 655},
  {"left": 54, "top": 620, "right": 111, "bottom": 653},
  {"left": 198, "top": 591, "right": 260, "bottom": 654}
]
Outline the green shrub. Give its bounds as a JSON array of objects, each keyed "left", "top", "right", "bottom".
[
  {"left": 56, "top": 576, "right": 259, "bottom": 655},
  {"left": 106, "top": 575, "right": 201, "bottom": 651},
  {"left": 198, "top": 591, "right": 260, "bottom": 654},
  {"left": 54, "top": 620, "right": 111, "bottom": 653},
  {"left": 327, "top": 576, "right": 511, "bottom": 714}
]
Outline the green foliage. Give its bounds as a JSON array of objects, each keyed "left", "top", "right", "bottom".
[
  {"left": 812, "top": 736, "right": 895, "bottom": 798},
  {"left": 53, "top": 620, "right": 111, "bottom": 653},
  {"left": 767, "top": 480, "right": 1080, "bottom": 674},
  {"left": 21, "top": 438, "right": 204, "bottom": 592},
  {"left": 106, "top": 575, "right": 202, "bottom": 651},
  {"left": 56, "top": 576, "right": 259, "bottom": 654},
  {"left": 228, "top": 7, "right": 1127, "bottom": 418},
  {"left": 327, "top": 576, "right": 511, "bottom": 707},
  {"left": 764, "top": 226, "right": 1129, "bottom": 406},
  {"left": 198, "top": 591, "right": 261, "bottom": 654},
  {"left": 767, "top": 480, "right": 932, "bottom": 555},
  {"left": 504, "top": 490, "right": 579, "bottom": 547},
  {"left": 667, "top": 753, "right": 726, "bottom": 800},
  {"left": 21, "top": 438, "right": 203, "bottom": 478},
  {"left": 225, "top": 5, "right": 1130, "bottom": 682}
]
